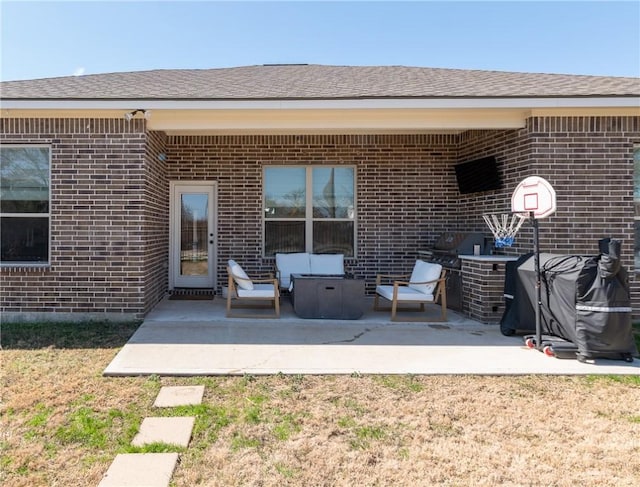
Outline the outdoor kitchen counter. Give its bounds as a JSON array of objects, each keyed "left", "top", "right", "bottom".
[
  {"left": 459, "top": 255, "right": 518, "bottom": 323},
  {"left": 459, "top": 255, "right": 519, "bottom": 263}
]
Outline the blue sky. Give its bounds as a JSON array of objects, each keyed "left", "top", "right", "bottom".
[{"left": 1, "top": 0, "right": 638, "bottom": 81}]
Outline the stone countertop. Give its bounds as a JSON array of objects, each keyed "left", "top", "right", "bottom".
[{"left": 459, "top": 255, "right": 519, "bottom": 262}]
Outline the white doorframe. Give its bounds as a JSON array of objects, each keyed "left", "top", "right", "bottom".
[{"left": 169, "top": 181, "right": 217, "bottom": 289}]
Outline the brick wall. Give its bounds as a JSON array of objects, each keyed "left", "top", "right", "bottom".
[
  {"left": 461, "top": 259, "right": 511, "bottom": 323},
  {"left": 165, "top": 134, "right": 461, "bottom": 292},
  {"left": 458, "top": 116, "right": 639, "bottom": 320},
  {"left": 2, "top": 115, "right": 638, "bottom": 321},
  {"left": 143, "top": 130, "right": 169, "bottom": 314},
  {"left": 168, "top": 121, "right": 638, "bottom": 317},
  {"left": 0, "top": 118, "right": 149, "bottom": 320}
]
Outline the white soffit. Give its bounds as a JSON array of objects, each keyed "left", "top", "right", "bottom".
[
  {"left": 148, "top": 108, "right": 528, "bottom": 134},
  {"left": 2, "top": 97, "right": 638, "bottom": 134}
]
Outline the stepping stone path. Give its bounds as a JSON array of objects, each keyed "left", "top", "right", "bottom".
[
  {"left": 98, "top": 385, "right": 205, "bottom": 487},
  {"left": 154, "top": 385, "right": 205, "bottom": 407}
]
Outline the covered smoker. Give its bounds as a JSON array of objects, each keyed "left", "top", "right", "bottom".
[{"left": 516, "top": 239, "right": 637, "bottom": 362}]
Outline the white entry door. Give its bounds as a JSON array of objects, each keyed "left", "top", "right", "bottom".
[{"left": 170, "top": 182, "right": 217, "bottom": 289}]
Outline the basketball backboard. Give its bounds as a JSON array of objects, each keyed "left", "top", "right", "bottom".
[{"left": 511, "top": 176, "right": 556, "bottom": 219}]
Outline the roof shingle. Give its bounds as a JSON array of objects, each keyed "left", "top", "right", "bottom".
[{"left": 1, "top": 64, "right": 638, "bottom": 100}]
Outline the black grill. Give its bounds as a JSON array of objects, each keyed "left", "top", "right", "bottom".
[
  {"left": 420, "top": 232, "right": 485, "bottom": 269},
  {"left": 419, "top": 232, "right": 485, "bottom": 311}
]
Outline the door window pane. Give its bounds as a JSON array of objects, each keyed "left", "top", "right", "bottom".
[
  {"left": 264, "top": 167, "right": 306, "bottom": 218},
  {"left": 180, "top": 193, "right": 209, "bottom": 276}
]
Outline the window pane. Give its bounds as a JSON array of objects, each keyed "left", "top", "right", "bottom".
[
  {"left": 635, "top": 148, "right": 640, "bottom": 272},
  {"left": 313, "top": 221, "right": 354, "bottom": 256},
  {"left": 265, "top": 221, "right": 305, "bottom": 255},
  {"left": 0, "top": 147, "right": 49, "bottom": 213},
  {"left": 635, "top": 148, "right": 640, "bottom": 217},
  {"left": 636, "top": 219, "right": 640, "bottom": 273},
  {"left": 312, "top": 167, "right": 355, "bottom": 219},
  {"left": 1, "top": 217, "right": 49, "bottom": 262},
  {"left": 264, "top": 167, "right": 306, "bottom": 218}
]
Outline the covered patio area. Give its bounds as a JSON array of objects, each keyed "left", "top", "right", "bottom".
[{"left": 103, "top": 296, "right": 640, "bottom": 376}]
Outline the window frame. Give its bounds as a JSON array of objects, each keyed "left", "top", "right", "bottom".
[
  {"left": 634, "top": 145, "right": 640, "bottom": 273},
  {"left": 0, "top": 144, "right": 51, "bottom": 267},
  {"left": 263, "top": 165, "right": 357, "bottom": 257}
]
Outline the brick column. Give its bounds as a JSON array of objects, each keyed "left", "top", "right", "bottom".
[{"left": 461, "top": 257, "right": 515, "bottom": 323}]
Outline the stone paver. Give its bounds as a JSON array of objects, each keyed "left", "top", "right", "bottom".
[
  {"left": 131, "top": 416, "right": 195, "bottom": 448},
  {"left": 98, "top": 453, "right": 179, "bottom": 487},
  {"left": 153, "top": 385, "right": 204, "bottom": 407}
]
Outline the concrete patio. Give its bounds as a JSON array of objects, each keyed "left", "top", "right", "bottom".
[{"left": 103, "top": 296, "right": 640, "bottom": 376}]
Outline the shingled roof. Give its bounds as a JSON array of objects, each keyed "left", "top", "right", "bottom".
[{"left": 1, "top": 64, "right": 638, "bottom": 100}]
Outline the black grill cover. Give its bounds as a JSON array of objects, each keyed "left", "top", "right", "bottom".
[
  {"left": 500, "top": 253, "right": 535, "bottom": 335},
  {"left": 516, "top": 240, "right": 638, "bottom": 359}
]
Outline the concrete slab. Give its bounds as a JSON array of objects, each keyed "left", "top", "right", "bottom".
[
  {"left": 154, "top": 385, "right": 205, "bottom": 407},
  {"left": 104, "top": 303, "right": 640, "bottom": 376},
  {"left": 98, "top": 453, "right": 178, "bottom": 487},
  {"left": 131, "top": 417, "right": 195, "bottom": 447}
]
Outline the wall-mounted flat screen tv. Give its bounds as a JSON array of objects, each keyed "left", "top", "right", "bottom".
[{"left": 454, "top": 156, "right": 502, "bottom": 194}]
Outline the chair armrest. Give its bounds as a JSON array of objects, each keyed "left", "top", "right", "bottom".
[
  {"left": 252, "top": 272, "right": 274, "bottom": 279},
  {"left": 392, "top": 280, "right": 411, "bottom": 287},
  {"left": 251, "top": 277, "right": 278, "bottom": 285},
  {"left": 400, "top": 270, "right": 447, "bottom": 290},
  {"left": 376, "top": 273, "right": 410, "bottom": 285},
  {"left": 391, "top": 272, "right": 446, "bottom": 289},
  {"left": 403, "top": 277, "right": 444, "bottom": 286}
]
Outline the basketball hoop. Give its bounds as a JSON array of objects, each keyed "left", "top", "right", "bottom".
[
  {"left": 483, "top": 213, "right": 528, "bottom": 248},
  {"left": 507, "top": 175, "right": 557, "bottom": 354}
]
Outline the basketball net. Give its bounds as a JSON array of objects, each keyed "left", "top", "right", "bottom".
[{"left": 482, "top": 213, "right": 528, "bottom": 248}]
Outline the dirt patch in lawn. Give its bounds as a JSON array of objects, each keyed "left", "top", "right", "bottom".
[{"left": 2, "top": 322, "right": 639, "bottom": 486}]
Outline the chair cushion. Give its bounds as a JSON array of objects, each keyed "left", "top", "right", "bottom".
[
  {"left": 409, "top": 261, "right": 442, "bottom": 295},
  {"left": 309, "top": 254, "right": 344, "bottom": 275},
  {"left": 228, "top": 260, "right": 254, "bottom": 290},
  {"left": 237, "top": 283, "right": 276, "bottom": 298},
  {"left": 275, "top": 252, "right": 310, "bottom": 288},
  {"left": 376, "top": 285, "right": 435, "bottom": 302}
]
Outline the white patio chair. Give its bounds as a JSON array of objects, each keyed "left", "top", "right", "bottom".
[
  {"left": 226, "top": 260, "right": 280, "bottom": 318},
  {"left": 373, "top": 260, "right": 447, "bottom": 322}
]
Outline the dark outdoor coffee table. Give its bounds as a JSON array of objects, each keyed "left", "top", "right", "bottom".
[{"left": 290, "top": 273, "right": 365, "bottom": 319}]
